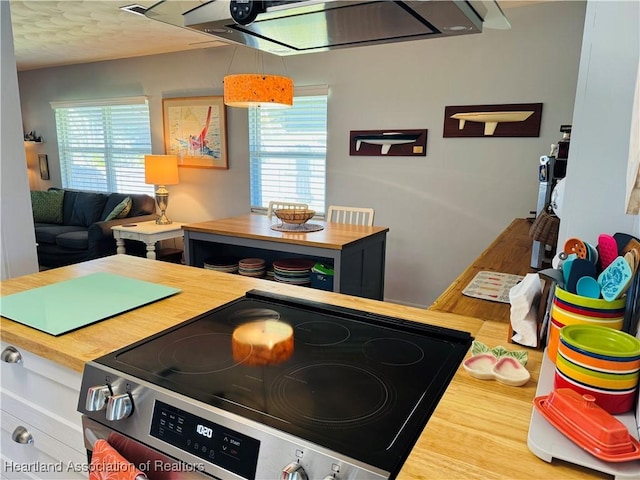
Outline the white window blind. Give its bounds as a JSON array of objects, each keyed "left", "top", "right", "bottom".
[
  {"left": 51, "top": 96, "right": 154, "bottom": 194},
  {"left": 249, "top": 87, "right": 328, "bottom": 214}
]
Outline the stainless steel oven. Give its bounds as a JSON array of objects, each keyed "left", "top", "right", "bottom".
[
  {"left": 82, "top": 416, "right": 208, "bottom": 479},
  {"left": 78, "top": 290, "right": 473, "bottom": 480}
]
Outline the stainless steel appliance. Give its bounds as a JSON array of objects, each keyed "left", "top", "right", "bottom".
[
  {"left": 78, "top": 290, "right": 473, "bottom": 480},
  {"left": 144, "top": 0, "right": 510, "bottom": 56},
  {"left": 531, "top": 125, "right": 571, "bottom": 269}
]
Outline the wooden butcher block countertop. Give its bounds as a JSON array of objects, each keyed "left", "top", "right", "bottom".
[
  {"left": 183, "top": 213, "right": 389, "bottom": 249},
  {"left": 0, "top": 254, "right": 606, "bottom": 479},
  {"left": 429, "top": 218, "right": 536, "bottom": 322}
]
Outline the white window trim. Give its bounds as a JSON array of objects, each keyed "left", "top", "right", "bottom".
[{"left": 50, "top": 96, "right": 148, "bottom": 109}]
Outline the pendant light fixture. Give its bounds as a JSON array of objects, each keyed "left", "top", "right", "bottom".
[{"left": 223, "top": 48, "right": 293, "bottom": 108}]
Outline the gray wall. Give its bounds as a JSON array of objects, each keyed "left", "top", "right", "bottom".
[
  {"left": 17, "top": 1, "right": 586, "bottom": 305},
  {"left": 1, "top": 1, "right": 38, "bottom": 279}
]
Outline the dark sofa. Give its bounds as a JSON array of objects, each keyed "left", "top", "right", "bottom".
[{"left": 32, "top": 188, "right": 157, "bottom": 268}]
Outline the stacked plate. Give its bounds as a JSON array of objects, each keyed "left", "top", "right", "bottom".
[
  {"left": 265, "top": 268, "right": 275, "bottom": 281},
  {"left": 546, "top": 286, "right": 626, "bottom": 363},
  {"left": 238, "top": 258, "right": 266, "bottom": 278},
  {"left": 554, "top": 324, "right": 640, "bottom": 414},
  {"left": 272, "top": 258, "right": 316, "bottom": 286},
  {"left": 203, "top": 256, "right": 238, "bottom": 274}
]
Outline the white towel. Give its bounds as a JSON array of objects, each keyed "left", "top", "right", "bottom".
[{"left": 509, "top": 273, "right": 543, "bottom": 347}]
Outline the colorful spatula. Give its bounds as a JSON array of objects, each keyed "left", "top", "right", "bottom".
[
  {"left": 598, "top": 234, "right": 619, "bottom": 271},
  {"left": 564, "top": 238, "right": 588, "bottom": 259},
  {"left": 566, "top": 258, "right": 597, "bottom": 295},
  {"left": 598, "top": 256, "right": 633, "bottom": 301}
]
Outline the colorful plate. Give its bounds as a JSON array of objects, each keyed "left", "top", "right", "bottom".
[
  {"left": 554, "top": 371, "right": 637, "bottom": 415},
  {"left": 555, "top": 285, "right": 627, "bottom": 310},
  {"left": 559, "top": 337, "right": 640, "bottom": 372},
  {"left": 555, "top": 353, "right": 639, "bottom": 390},
  {"left": 553, "top": 296, "right": 625, "bottom": 317},
  {"left": 561, "top": 324, "right": 640, "bottom": 359},
  {"left": 560, "top": 336, "right": 640, "bottom": 363}
]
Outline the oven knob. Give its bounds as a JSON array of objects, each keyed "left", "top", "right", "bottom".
[
  {"left": 85, "top": 385, "right": 111, "bottom": 412},
  {"left": 281, "top": 462, "right": 308, "bottom": 480},
  {"left": 105, "top": 393, "right": 133, "bottom": 421}
]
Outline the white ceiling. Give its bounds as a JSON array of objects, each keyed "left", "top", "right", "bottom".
[
  {"left": 9, "top": 0, "right": 227, "bottom": 71},
  {"left": 9, "top": 0, "right": 545, "bottom": 72}
]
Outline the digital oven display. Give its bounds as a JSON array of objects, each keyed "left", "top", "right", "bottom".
[{"left": 150, "top": 400, "right": 260, "bottom": 479}]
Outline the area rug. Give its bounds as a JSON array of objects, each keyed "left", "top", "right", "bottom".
[{"left": 462, "top": 271, "right": 524, "bottom": 303}]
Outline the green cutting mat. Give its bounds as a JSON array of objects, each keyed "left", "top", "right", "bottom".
[{"left": 0, "top": 272, "right": 180, "bottom": 336}]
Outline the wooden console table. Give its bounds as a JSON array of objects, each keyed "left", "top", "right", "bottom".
[
  {"left": 182, "top": 214, "right": 389, "bottom": 300},
  {"left": 429, "top": 218, "right": 536, "bottom": 323}
]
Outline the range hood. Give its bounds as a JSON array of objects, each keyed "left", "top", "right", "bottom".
[{"left": 145, "top": 0, "right": 510, "bottom": 56}]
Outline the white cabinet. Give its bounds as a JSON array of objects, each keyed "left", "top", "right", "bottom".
[{"left": 0, "top": 342, "right": 85, "bottom": 479}]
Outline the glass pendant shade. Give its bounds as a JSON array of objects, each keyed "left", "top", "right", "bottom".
[{"left": 224, "top": 74, "right": 293, "bottom": 108}]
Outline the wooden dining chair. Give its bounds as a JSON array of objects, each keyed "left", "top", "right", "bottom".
[
  {"left": 267, "top": 201, "right": 309, "bottom": 219},
  {"left": 326, "top": 205, "right": 375, "bottom": 226}
]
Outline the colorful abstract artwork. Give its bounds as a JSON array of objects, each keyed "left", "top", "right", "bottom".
[{"left": 162, "top": 96, "right": 228, "bottom": 169}]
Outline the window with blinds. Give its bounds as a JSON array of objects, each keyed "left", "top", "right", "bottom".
[
  {"left": 249, "top": 87, "right": 328, "bottom": 214},
  {"left": 51, "top": 96, "right": 154, "bottom": 194}
]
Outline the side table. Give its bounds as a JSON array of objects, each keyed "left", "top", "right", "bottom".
[{"left": 111, "top": 221, "right": 184, "bottom": 260}]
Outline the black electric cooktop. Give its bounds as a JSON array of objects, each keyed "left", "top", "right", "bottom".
[{"left": 95, "top": 290, "right": 473, "bottom": 475}]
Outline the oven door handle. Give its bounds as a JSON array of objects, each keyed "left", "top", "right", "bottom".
[
  {"left": 85, "top": 427, "right": 100, "bottom": 448},
  {"left": 84, "top": 428, "right": 148, "bottom": 480}
]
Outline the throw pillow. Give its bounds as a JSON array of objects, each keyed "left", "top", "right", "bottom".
[
  {"left": 104, "top": 196, "right": 132, "bottom": 221},
  {"left": 69, "top": 192, "right": 108, "bottom": 227},
  {"left": 31, "top": 190, "right": 64, "bottom": 224}
]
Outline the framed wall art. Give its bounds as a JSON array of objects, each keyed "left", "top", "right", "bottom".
[
  {"left": 38, "top": 154, "right": 49, "bottom": 180},
  {"left": 443, "top": 103, "right": 543, "bottom": 138},
  {"left": 349, "top": 129, "right": 428, "bottom": 156},
  {"left": 162, "top": 96, "right": 228, "bottom": 169}
]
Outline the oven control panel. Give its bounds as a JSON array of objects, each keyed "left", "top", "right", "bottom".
[
  {"left": 150, "top": 400, "right": 260, "bottom": 480},
  {"left": 79, "top": 363, "right": 390, "bottom": 480}
]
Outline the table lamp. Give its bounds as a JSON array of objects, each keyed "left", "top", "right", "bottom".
[{"left": 144, "top": 155, "right": 179, "bottom": 225}]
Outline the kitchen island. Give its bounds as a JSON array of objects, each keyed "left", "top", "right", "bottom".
[
  {"left": 0, "top": 255, "right": 607, "bottom": 479},
  {"left": 182, "top": 214, "right": 389, "bottom": 300}
]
